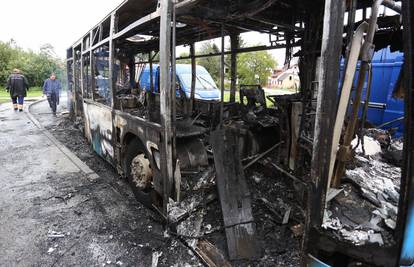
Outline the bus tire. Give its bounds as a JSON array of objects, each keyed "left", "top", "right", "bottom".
[{"left": 124, "top": 138, "right": 156, "bottom": 210}]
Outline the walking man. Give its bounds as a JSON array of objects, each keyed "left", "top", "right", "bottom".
[
  {"left": 43, "top": 73, "right": 62, "bottom": 116},
  {"left": 6, "top": 69, "right": 29, "bottom": 112}
]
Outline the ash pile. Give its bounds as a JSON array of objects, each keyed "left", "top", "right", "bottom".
[{"left": 323, "top": 129, "right": 403, "bottom": 247}]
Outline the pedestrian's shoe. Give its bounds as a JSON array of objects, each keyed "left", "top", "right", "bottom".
[
  {"left": 53, "top": 112, "right": 57, "bottom": 117},
  {"left": 13, "top": 104, "right": 18, "bottom": 111},
  {"left": 19, "top": 109, "right": 23, "bottom": 112},
  {"left": 18, "top": 104, "right": 23, "bottom": 111}
]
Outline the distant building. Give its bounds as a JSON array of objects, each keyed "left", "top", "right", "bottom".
[
  {"left": 268, "top": 69, "right": 284, "bottom": 87},
  {"left": 268, "top": 65, "right": 300, "bottom": 90}
]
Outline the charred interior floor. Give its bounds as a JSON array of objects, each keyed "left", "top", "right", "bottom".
[{"left": 64, "top": 0, "right": 411, "bottom": 266}]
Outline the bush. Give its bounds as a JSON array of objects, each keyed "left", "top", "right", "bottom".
[{"left": 0, "top": 41, "right": 64, "bottom": 88}]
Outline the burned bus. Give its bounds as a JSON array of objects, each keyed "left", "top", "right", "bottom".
[{"left": 67, "top": 0, "right": 413, "bottom": 266}]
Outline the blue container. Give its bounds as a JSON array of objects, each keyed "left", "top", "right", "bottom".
[{"left": 345, "top": 47, "right": 404, "bottom": 136}]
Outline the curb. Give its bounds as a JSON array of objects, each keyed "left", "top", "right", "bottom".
[{"left": 26, "top": 99, "right": 100, "bottom": 181}]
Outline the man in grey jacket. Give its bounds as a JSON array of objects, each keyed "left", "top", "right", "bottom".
[
  {"left": 43, "top": 73, "right": 62, "bottom": 116},
  {"left": 6, "top": 69, "right": 29, "bottom": 112}
]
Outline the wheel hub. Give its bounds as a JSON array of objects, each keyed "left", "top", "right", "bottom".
[{"left": 130, "top": 154, "right": 153, "bottom": 190}]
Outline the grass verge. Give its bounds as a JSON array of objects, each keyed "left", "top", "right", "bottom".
[{"left": 0, "top": 87, "right": 43, "bottom": 103}]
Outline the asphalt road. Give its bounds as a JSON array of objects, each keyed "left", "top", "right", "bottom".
[{"left": 0, "top": 100, "right": 199, "bottom": 266}]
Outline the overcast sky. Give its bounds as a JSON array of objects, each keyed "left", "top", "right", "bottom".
[
  {"left": 0, "top": 0, "right": 124, "bottom": 57},
  {"left": 0, "top": 0, "right": 286, "bottom": 66}
]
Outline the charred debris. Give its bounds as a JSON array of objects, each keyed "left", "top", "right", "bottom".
[{"left": 66, "top": 0, "right": 406, "bottom": 265}]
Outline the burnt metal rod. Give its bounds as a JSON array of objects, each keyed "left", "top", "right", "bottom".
[
  {"left": 151, "top": 51, "right": 159, "bottom": 61},
  {"left": 172, "top": 1, "right": 177, "bottom": 163},
  {"left": 360, "top": 63, "right": 373, "bottom": 131},
  {"left": 159, "top": 0, "right": 174, "bottom": 215},
  {"left": 190, "top": 43, "right": 196, "bottom": 116},
  {"left": 359, "top": 63, "right": 373, "bottom": 155},
  {"left": 191, "top": 112, "right": 202, "bottom": 125},
  {"left": 269, "top": 162, "right": 308, "bottom": 187},
  {"left": 108, "top": 13, "right": 117, "bottom": 110},
  {"left": 377, "top": 116, "right": 404, "bottom": 129},
  {"left": 90, "top": 31, "right": 96, "bottom": 102},
  {"left": 152, "top": 204, "right": 168, "bottom": 222},
  {"left": 172, "top": 4, "right": 177, "bottom": 108},
  {"left": 243, "top": 142, "right": 283, "bottom": 170},
  {"left": 230, "top": 34, "right": 239, "bottom": 103},
  {"left": 71, "top": 47, "right": 78, "bottom": 117},
  {"left": 80, "top": 41, "right": 85, "bottom": 98},
  {"left": 149, "top": 51, "right": 154, "bottom": 92},
  {"left": 339, "top": 0, "right": 357, "bottom": 91},
  {"left": 219, "top": 24, "right": 225, "bottom": 127}
]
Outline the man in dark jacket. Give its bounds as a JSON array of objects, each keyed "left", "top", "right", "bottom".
[
  {"left": 43, "top": 73, "right": 62, "bottom": 116},
  {"left": 6, "top": 69, "right": 29, "bottom": 112}
]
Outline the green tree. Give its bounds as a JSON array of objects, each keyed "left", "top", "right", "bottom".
[
  {"left": 237, "top": 50, "right": 277, "bottom": 86},
  {"left": 174, "top": 38, "right": 276, "bottom": 88},
  {"left": 0, "top": 41, "right": 15, "bottom": 84},
  {"left": 0, "top": 40, "right": 64, "bottom": 88},
  {"left": 197, "top": 42, "right": 221, "bottom": 84}
]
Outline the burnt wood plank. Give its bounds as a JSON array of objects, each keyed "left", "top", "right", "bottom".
[{"left": 211, "top": 128, "right": 261, "bottom": 260}]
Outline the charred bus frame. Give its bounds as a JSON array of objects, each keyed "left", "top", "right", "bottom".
[
  {"left": 66, "top": 0, "right": 306, "bottom": 214},
  {"left": 66, "top": 0, "right": 413, "bottom": 266}
]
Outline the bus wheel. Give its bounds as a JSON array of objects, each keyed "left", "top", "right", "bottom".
[{"left": 125, "top": 139, "right": 157, "bottom": 209}]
